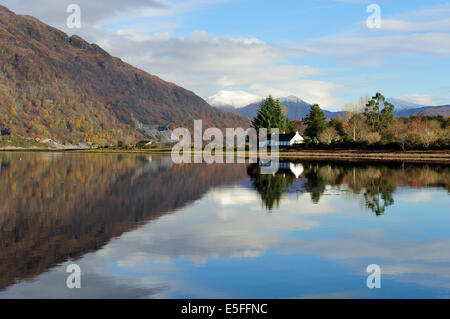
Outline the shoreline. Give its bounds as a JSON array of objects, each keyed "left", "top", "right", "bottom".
[
  {"left": 278, "top": 150, "right": 450, "bottom": 163},
  {"left": 1, "top": 148, "right": 449, "bottom": 163}
]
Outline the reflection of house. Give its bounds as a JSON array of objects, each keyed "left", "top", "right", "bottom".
[
  {"left": 281, "top": 162, "right": 304, "bottom": 178},
  {"left": 258, "top": 160, "right": 304, "bottom": 178},
  {"left": 258, "top": 131, "right": 304, "bottom": 147}
]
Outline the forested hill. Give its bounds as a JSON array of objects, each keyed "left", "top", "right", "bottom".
[{"left": 0, "top": 5, "right": 250, "bottom": 144}]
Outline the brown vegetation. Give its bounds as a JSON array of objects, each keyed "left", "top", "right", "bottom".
[
  {"left": 0, "top": 152, "right": 248, "bottom": 290},
  {"left": 0, "top": 5, "right": 249, "bottom": 145}
]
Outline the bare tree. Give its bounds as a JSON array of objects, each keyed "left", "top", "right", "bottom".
[
  {"left": 344, "top": 113, "right": 368, "bottom": 142},
  {"left": 420, "top": 129, "right": 437, "bottom": 148},
  {"left": 365, "top": 132, "right": 382, "bottom": 144},
  {"left": 319, "top": 127, "right": 338, "bottom": 145},
  {"left": 390, "top": 122, "right": 409, "bottom": 150}
]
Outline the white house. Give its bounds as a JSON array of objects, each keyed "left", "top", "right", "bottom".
[{"left": 258, "top": 131, "right": 304, "bottom": 148}]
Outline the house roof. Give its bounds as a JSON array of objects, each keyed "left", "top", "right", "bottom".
[{"left": 267, "top": 132, "right": 300, "bottom": 142}]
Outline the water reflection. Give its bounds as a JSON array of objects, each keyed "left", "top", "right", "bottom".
[
  {"left": 248, "top": 160, "right": 450, "bottom": 215},
  {"left": 0, "top": 152, "right": 247, "bottom": 292},
  {"left": 0, "top": 153, "right": 449, "bottom": 298}
]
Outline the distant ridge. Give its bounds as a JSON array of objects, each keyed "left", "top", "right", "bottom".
[
  {"left": 216, "top": 96, "right": 342, "bottom": 120},
  {"left": 215, "top": 96, "right": 450, "bottom": 120},
  {"left": 395, "top": 105, "right": 450, "bottom": 118}
]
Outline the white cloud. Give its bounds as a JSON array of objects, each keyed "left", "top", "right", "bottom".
[
  {"left": 394, "top": 94, "right": 450, "bottom": 106},
  {"left": 249, "top": 80, "right": 340, "bottom": 108},
  {"left": 380, "top": 18, "right": 450, "bottom": 32},
  {"left": 280, "top": 5, "right": 450, "bottom": 68},
  {"left": 1, "top": 0, "right": 173, "bottom": 30},
  {"left": 98, "top": 30, "right": 339, "bottom": 108},
  {"left": 285, "top": 32, "right": 450, "bottom": 68},
  {"left": 207, "top": 91, "right": 262, "bottom": 108}
]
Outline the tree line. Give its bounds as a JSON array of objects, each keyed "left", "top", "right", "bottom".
[{"left": 252, "top": 93, "right": 450, "bottom": 149}]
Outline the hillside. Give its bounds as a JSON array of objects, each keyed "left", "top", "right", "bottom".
[
  {"left": 396, "top": 105, "right": 450, "bottom": 118},
  {"left": 386, "top": 98, "right": 424, "bottom": 110},
  {"left": 0, "top": 5, "right": 249, "bottom": 144}
]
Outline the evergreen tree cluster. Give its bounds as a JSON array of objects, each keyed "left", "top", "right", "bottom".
[{"left": 252, "top": 96, "right": 294, "bottom": 134}]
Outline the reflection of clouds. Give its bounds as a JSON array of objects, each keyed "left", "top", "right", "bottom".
[
  {"left": 99, "top": 189, "right": 337, "bottom": 264},
  {"left": 209, "top": 187, "right": 259, "bottom": 206},
  {"left": 395, "top": 188, "right": 443, "bottom": 203},
  {"left": 302, "top": 231, "right": 450, "bottom": 262},
  {"left": 295, "top": 229, "right": 450, "bottom": 292},
  {"left": 2, "top": 182, "right": 449, "bottom": 298},
  {"left": 382, "top": 264, "right": 450, "bottom": 290},
  {"left": 0, "top": 186, "right": 338, "bottom": 298},
  {"left": 0, "top": 262, "right": 168, "bottom": 299},
  {"left": 383, "top": 264, "right": 450, "bottom": 278},
  {"left": 299, "top": 290, "right": 369, "bottom": 299}
]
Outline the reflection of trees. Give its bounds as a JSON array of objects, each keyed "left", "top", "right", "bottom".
[
  {"left": 363, "top": 180, "right": 396, "bottom": 216},
  {"left": 247, "top": 161, "right": 450, "bottom": 216},
  {"left": 247, "top": 164, "right": 295, "bottom": 210},
  {"left": 303, "top": 166, "right": 327, "bottom": 204},
  {"left": 319, "top": 165, "right": 397, "bottom": 216},
  {"left": 0, "top": 153, "right": 247, "bottom": 291}
]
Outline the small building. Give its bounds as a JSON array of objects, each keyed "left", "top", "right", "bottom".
[
  {"left": 258, "top": 131, "right": 304, "bottom": 148},
  {"left": 136, "top": 140, "right": 154, "bottom": 148},
  {"left": 0, "top": 126, "right": 10, "bottom": 136}
]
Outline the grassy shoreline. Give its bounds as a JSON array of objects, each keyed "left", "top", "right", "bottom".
[{"left": 1, "top": 147, "right": 449, "bottom": 163}]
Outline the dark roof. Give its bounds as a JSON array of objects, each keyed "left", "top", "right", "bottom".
[{"left": 267, "top": 133, "right": 296, "bottom": 142}]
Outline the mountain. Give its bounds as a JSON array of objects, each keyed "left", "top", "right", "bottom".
[
  {"left": 0, "top": 5, "right": 249, "bottom": 144},
  {"left": 387, "top": 98, "right": 450, "bottom": 118},
  {"left": 416, "top": 106, "right": 450, "bottom": 118},
  {"left": 216, "top": 96, "right": 343, "bottom": 120},
  {"left": 395, "top": 105, "right": 450, "bottom": 118},
  {"left": 387, "top": 98, "right": 424, "bottom": 110},
  {"left": 217, "top": 95, "right": 450, "bottom": 121}
]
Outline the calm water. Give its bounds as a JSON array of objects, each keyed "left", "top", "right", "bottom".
[{"left": 0, "top": 152, "right": 449, "bottom": 298}]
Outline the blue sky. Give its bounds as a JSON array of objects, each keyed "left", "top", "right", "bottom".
[{"left": 2, "top": 0, "right": 450, "bottom": 110}]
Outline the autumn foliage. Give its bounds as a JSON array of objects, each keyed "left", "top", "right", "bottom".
[{"left": 0, "top": 6, "right": 249, "bottom": 145}]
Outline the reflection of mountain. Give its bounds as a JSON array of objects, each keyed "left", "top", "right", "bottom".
[
  {"left": 248, "top": 160, "right": 450, "bottom": 214},
  {"left": 0, "top": 153, "right": 247, "bottom": 291}
]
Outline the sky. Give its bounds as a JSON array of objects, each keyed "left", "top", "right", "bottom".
[{"left": 2, "top": 0, "right": 450, "bottom": 110}]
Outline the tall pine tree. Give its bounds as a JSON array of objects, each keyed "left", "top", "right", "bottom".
[
  {"left": 304, "top": 104, "right": 327, "bottom": 139},
  {"left": 252, "top": 96, "right": 293, "bottom": 134}
]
